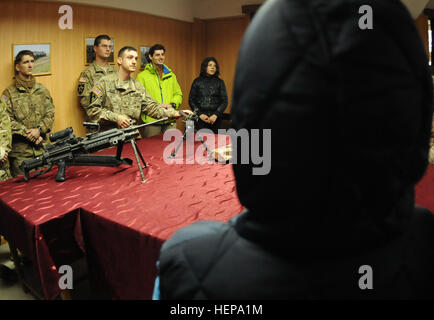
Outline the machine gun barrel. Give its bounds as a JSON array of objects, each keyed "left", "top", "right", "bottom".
[{"left": 124, "top": 117, "right": 169, "bottom": 132}]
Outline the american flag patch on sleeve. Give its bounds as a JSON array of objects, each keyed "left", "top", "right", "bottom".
[{"left": 92, "top": 87, "right": 102, "bottom": 96}]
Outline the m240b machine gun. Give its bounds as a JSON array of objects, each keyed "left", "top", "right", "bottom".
[{"left": 20, "top": 118, "right": 168, "bottom": 183}]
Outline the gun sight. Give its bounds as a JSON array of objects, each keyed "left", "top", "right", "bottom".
[{"left": 49, "top": 127, "right": 74, "bottom": 143}]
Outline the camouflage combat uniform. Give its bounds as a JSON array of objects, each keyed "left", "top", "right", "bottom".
[
  {"left": 0, "top": 99, "right": 12, "bottom": 181},
  {"left": 77, "top": 61, "right": 117, "bottom": 126},
  {"left": 87, "top": 73, "right": 178, "bottom": 132},
  {"left": 2, "top": 77, "right": 55, "bottom": 176}
]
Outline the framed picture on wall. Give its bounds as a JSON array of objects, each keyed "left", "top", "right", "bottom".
[
  {"left": 85, "top": 37, "right": 115, "bottom": 65},
  {"left": 12, "top": 43, "right": 51, "bottom": 76},
  {"left": 139, "top": 46, "right": 150, "bottom": 69}
]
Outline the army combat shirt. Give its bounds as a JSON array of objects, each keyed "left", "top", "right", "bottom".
[
  {"left": 77, "top": 61, "right": 118, "bottom": 120},
  {"left": 0, "top": 99, "right": 12, "bottom": 181},
  {"left": 0, "top": 99, "right": 11, "bottom": 152},
  {"left": 88, "top": 73, "right": 178, "bottom": 131},
  {"left": 2, "top": 77, "right": 55, "bottom": 158}
]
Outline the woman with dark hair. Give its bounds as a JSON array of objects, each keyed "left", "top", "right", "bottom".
[{"left": 188, "top": 57, "right": 228, "bottom": 133}]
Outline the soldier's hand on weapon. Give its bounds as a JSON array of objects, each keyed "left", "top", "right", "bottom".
[
  {"left": 117, "top": 115, "right": 131, "bottom": 129},
  {"left": 200, "top": 114, "right": 210, "bottom": 123},
  {"left": 26, "top": 128, "right": 41, "bottom": 143},
  {"left": 175, "top": 110, "right": 193, "bottom": 118},
  {"left": 35, "top": 136, "right": 44, "bottom": 146},
  {"left": 209, "top": 114, "right": 218, "bottom": 124},
  {"left": 183, "top": 110, "right": 193, "bottom": 115}
]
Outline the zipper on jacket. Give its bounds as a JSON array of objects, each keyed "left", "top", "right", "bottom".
[{"left": 155, "top": 66, "right": 164, "bottom": 104}]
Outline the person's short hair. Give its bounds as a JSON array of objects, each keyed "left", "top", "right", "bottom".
[
  {"left": 94, "top": 35, "right": 111, "bottom": 47},
  {"left": 118, "top": 46, "right": 137, "bottom": 59},
  {"left": 200, "top": 57, "right": 220, "bottom": 77},
  {"left": 14, "top": 50, "right": 35, "bottom": 75},
  {"left": 148, "top": 44, "right": 166, "bottom": 57}
]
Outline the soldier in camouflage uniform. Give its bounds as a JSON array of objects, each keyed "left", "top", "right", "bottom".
[
  {"left": 78, "top": 35, "right": 117, "bottom": 128},
  {"left": 0, "top": 99, "right": 12, "bottom": 181},
  {"left": 2, "top": 50, "right": 55, "bottom": 177},
  {"left": 0, "top": 99, "right": 18, "bottom": 284},
  {"left": 88, "top": 46, "right": 189, "bottom": 132}
]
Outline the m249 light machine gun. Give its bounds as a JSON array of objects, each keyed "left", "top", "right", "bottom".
[{"left": 20, "top": 118, "right": 168, "bottom": 183}]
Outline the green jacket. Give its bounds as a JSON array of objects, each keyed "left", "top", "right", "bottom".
[{"left": 136, "top": 63, "right": 182, "bottom": 123}]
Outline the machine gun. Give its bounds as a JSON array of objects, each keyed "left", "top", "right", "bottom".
[{"left": 20, "top": 118, "right": 168, "bottom": 183}]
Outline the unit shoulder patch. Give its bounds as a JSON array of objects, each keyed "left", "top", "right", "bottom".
[{"left": 77, "top": 83, "right": 85, "bottom": 95}]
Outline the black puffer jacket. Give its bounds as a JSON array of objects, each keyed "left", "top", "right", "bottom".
[
  {"left": 188, "top": 75, "right": 228, "bottom": 117},
  {"left": 159, "top": 0, "right": 434, "bottom": 299}
]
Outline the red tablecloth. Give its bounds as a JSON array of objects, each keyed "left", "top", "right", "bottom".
[
  {"left": 0, "top": 132, "right": 432, "bottom": 299},
  {"left": 415, "top": 164, "right": 434, "bottom": 213},
  {"left": 0, "top": 134, "right": 243, "bottom": 299}
]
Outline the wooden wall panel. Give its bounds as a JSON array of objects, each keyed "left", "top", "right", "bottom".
[
  {"left": 0, "top": 1, "right": 194, "bottom": 136},
  {"left": 192, "top": 19, "right": 207, "bottom": 83},
  {"left": 0, "top": 1, "right": 248, "bottom": 137},
  {"left": 204, "top": 16, "right": 249, "bottom": 113}
]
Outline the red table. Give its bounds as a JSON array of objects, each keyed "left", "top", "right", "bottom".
[
  {"left": 0, "top": 134, "right": 243, "bottom": 299},
  {"left": 415, "top": 164, "right": 434, "bottom": 213},
  {"left": 1, "top": 132, "right": 432, "bottom": 299}
]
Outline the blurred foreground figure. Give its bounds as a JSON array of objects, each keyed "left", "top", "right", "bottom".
[{"left": 158, "top": 0, "right": 434, "bottom": 299}]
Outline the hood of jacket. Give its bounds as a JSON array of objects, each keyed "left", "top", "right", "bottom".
[
  {"left": 230, "top": 0, "right": 433, "bottom": 257},
  {"left": 144, "top": 63, "right": 172, "bottom": 78}
]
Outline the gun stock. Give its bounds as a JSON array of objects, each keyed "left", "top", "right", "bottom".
[{"left": 20, "top": 157, "right": 46, "bottom": 182}]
